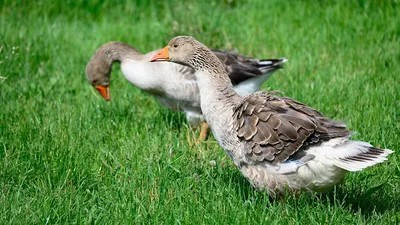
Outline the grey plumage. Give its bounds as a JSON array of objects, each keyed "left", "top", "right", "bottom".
[
  {"left": 156, "top": 36, "right": 393, "bottom": 195},
  {"left": 234, "top": 91, "right": 351, "bottom": 165}
]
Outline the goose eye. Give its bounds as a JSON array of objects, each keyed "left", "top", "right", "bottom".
[{"left": 173, "top": 44, "right": 178, "bottom": 48}]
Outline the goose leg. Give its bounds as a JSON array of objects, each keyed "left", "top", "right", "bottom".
[
  {"left": 185, "top": 111, "right": 208, "bottom": 142},
  {"left": 199, "top": 122, "right": 209, "bottom": 141}
]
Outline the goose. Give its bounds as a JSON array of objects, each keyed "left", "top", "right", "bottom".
[
  {"left": 85, "top": 42, "right": 286, "bottom": 140},
  {"left": 150, "top": 36, "right": 393, "bottom": 195}
]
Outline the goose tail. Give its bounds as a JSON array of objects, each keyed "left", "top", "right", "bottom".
[
  {"left": 257, "top": 58, "right": 288, "bottom": 73},
  {"left": 328, "top": 140, "right": 393, "bottom": 172}
]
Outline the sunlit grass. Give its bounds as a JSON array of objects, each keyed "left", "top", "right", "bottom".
[{"left": 1, "top": 0, "right": 399, "bottom": 223}]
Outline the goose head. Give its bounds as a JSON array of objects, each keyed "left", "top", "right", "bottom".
[
  {"left": 149, "top": 36, "right": 223, "bottom": 73},
  {"left": 86, "top": 42, "right": 141, "bottom": 101},
  {"left": 149, "top": 36, "right": 196, "bottom": 65},
  {"left": 86, "top": 54, "right": 112, "bottom": 101}
]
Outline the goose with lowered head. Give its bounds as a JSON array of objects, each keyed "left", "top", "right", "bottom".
[{"left": 86, "top": 41, "right": 287, "bottom": 140}]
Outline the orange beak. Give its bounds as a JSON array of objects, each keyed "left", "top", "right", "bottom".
[
  {"left": 95, "top": 85, "right": 111, "bottom": 101},
  {"left": 149, "top": 46, "right": 170, "bottom": 62}
]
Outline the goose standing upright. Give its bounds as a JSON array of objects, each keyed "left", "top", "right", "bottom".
[
  {"left": 86, "top": 42, "right": 286, "bottom": 140},
  {"left": 150, "top": 36, "right": 393, "bottom": 195}
]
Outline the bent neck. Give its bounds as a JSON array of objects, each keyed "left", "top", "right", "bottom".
[
  {"left": 86, "top": 42, "right": 143, "bottom": 85},
  {"left": 95, "top": 42, "right": 142, "bottom": 67}
]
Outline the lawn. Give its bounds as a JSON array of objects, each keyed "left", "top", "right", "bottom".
[{"left": 1, "top": 0, "right": 399, "bottom": 224}]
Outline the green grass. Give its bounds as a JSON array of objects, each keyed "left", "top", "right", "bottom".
[{"left": 1, "top": 0, "right": 399, "bottom": 223}]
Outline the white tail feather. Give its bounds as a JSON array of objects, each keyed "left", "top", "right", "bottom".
[
  {"left": 258, "top": 61, "right": 272, "bottom": 65},
  {"left": 258, "top": 58, "right": 288, "bottom": 65},
  {"left": 323, "top": 139, "right": 393, "bottom": 172}
]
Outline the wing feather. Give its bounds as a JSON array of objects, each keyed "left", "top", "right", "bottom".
[{"left": 234, "top": 92, "right": 351, "bottom": 164}]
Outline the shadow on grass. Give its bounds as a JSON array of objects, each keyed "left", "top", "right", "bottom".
[
  {"left": 319, "top": 181, "right": 400, "bottom": 217},
  {"left": 155, "top": 108, "right": 187, "bottom": 131},
  {"left": 97, "top": 100, "right": 188, "bottom": 131},
  {"left": 218, "top": 168, "right": 399, "bottom": 217},
  {"left": 216, "top": 167, "right": 278, "bottom": 203}
]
